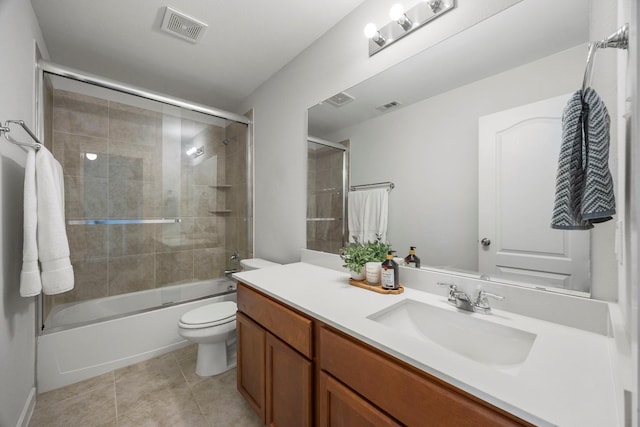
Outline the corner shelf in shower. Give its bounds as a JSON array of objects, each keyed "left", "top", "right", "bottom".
[
  {"left": 209, "top": 185, "right": 232, "bottom": 189},
  {"left": 209, "top": 210, "right": 232, "bottom": 214}
]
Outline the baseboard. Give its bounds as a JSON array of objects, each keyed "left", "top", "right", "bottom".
[{"left": 16, "top": 387, "right": 36, "bottom": 427}]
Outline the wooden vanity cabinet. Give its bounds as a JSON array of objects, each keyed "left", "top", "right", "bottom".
[
  {"left": 318, "top": 325, "right": 533, "bottom": 427},
  {"left": 237, "top": 282, "right": 313, "bottom": 427},
  {"left": 237, "top": 281, "right": 533, "bottom": 427}
]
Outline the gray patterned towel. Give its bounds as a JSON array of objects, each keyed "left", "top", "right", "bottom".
[{"left": 551, "top": 88, "right": 615, "bottom": 229}]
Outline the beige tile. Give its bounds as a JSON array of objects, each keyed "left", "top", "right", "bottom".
[
  {"left": 64, "top": 175, "right": 109, "bottom": 220},
  {"left": 54, "top": 131, "right": 108, "bottom": 178},
  {"left": 193, "top": 248, "right": 226, "bottom": 280},
  {"left": 53, "top": 90, "right": 109, "bottom": 139},
  {"left": 108, "top": 254, "right": 155, "bottom": 296},
  {"left": 35, "top": 372, "right": 114, "bottom": 411},
  {"left": 108, "top": 224, "right": 155, "bottom": 257},
  {"left": 193, "top": 217, "right": 223, "bottom": 249},
  {"left": 156, "top": 219, "right": 195, "bottom": 253},
  {"left": 192, "top": 369, "right": 263, "bottom": 427},
  {"left": 117, "top": 388, "right": 209, "bottom": 427},
  {"left": 29, "top": 380, "right": 116, "bottom": 427},
  {"left": 114, "top": 353, "right": 186, "bottom": 416},
  {"left": 51, "top": 258, "right": 109, "bottom": 304},
  {"left": 156, "top": 251, "right": 194, "bottom": 286},
  {"left": 172, "top": 343, "right": 198, "bottom": 363},
  {"left": 175, "top": 350, "right": 207, "bottom": 388},
  {"left": 67, "top": 224, "right": 108, "bottom": 261},
  {"left": 108, "top": 101, "right": 161, "bottom": 147}
]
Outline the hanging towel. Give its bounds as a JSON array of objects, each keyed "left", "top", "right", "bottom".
[
  {"left": 20, "top": 147, "right": 74, "bottom": 296},
  {"left": 551, "top": 88, "right": 615, "bottom": 229},
  {"left": 348, "top": 188, "right": 388, "bottom": 243},
  {"left": 580, "top": 87, "right": 615, "bottom": 222},
  {"left": 20, "top": 149, "right": 42, "bottom": 296}
]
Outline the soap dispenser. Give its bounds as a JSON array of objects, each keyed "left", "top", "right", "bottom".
[
  {"left": 381, "top": 251, "right": 399, "bottom": 290},
  {"left": 404, "top": 246, "right": 420, "bottom": 268}
]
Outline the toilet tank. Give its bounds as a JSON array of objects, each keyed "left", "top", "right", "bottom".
[{"left": 239, "top": 258, "right": 281, "bottom": 271}]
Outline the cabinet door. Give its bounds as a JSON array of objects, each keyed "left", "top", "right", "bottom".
[
  {"left": 266, "top": 332, "right": 313, "bottom": 427},
  {"left": 237, "top": 312, "right": 266, "bottom": 423},
  {"left": 318, "top": 371, "right": 401, "bottom": 427}
]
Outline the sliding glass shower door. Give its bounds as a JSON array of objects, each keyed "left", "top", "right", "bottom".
[
  {"left": 306, "top": 138, "right": 347, "bottom": 253},
  {"left": 40, "top": 71, "right": 251, "bottom": 326}
]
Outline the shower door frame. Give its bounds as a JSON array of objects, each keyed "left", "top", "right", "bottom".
[
  {"left": 306, "top": 136, "right": 348, "bottom": 252},
  {"left": 34, "top": 60, "right": 253, "bottom": 334}
]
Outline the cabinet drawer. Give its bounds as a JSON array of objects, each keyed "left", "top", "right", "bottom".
[
  {"left": 238, "top": 282, "right": 313, "bottom": 358},
  {"left": 319, "top": 326, "right": 532, "bottom": 427}
]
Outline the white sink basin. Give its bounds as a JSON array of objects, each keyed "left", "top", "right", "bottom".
[{"left": 367, "top": 299, "right": 536, "bottom": 375}]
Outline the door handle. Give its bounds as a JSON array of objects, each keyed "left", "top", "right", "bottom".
[{"left": 480, "top": 238, "right": 491, "bottom": 247}]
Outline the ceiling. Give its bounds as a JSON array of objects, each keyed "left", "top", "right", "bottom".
[{"left": 30, "top": 0, "right": 367, "bottom": 111}]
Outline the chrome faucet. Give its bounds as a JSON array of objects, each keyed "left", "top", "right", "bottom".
[{"left": 437, "top": 283, "right": 504, "bottom": 314}]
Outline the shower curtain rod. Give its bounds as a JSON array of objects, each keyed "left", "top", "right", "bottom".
[
  {"left": 350, "top": 181, "right": 395, "bottom": 191},
  {"left": 582, "top": 23, "right": 629, "bottom": 91},
  {"left": 38, "top": 60, "right": 251, "bottom": 126},
  {"left": 0, "top": 120, "right": 42, "bottom": 150}
]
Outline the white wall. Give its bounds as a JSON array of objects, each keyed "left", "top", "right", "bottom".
[
  {"left": 0, "top": 0, "right": 47, "bottom": 426},
  {"left": 239, "top": 0, "right": 519, "bottom": 263}
]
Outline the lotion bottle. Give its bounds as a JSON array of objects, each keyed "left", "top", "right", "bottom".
[
  {"left": 381, "top": 251, "right": 399, "bottom": 290},
  {"left": 404, "top": 246, "right": 421, "bottom": 268}
]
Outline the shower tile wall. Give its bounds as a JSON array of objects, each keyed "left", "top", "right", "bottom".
[
  {"left": 45, "top": 89, "right": 247, "bottom": 314},
  {"left": 307, "top": 143, "right": 345, "bottom": 253}
]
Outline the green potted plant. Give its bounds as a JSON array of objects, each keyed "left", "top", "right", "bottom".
[{"left": 339, "top": 235, "right": 391, "bottom": 282}]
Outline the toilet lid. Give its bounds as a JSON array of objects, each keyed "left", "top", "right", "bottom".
[{"left": 180, "top": 301, "right": 237, "bottom": 327}]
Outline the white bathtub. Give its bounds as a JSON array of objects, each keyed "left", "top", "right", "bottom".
[{"left": 37, "top": 278, "right": 237, "bottom": 393}]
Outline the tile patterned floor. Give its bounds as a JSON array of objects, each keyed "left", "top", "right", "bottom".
[{"left": 29, "top": 345, "right": 263, "bottom": 427}]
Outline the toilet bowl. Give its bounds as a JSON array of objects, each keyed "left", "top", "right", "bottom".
[
  {"left": 177, "top": 301, "right": 237, "bottom": 377},
  {"left": 178, "top": 259, "right": 280, "bottom": 377}
]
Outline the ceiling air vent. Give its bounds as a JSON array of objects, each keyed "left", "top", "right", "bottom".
[
  {"left": 325, "top": 92, "right": 355, "bottom": 108},
  {"left": 160, "top": 7, "right": 208, "bottom": 43},
  {"left": 376, "top": 101, "right": 402, "bottom": 112}
]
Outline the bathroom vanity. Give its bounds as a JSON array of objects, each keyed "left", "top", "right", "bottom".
[{"left": 234, "top": 262, "right": 624, "bottom": 426}]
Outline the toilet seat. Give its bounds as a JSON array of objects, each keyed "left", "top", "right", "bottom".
[{"left": 178, "top": 301, "right": 237, "bottom": 329}]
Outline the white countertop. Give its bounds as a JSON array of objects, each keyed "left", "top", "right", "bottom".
[{"left": 233, "top": 262, "right": 623, "bottom": 426}]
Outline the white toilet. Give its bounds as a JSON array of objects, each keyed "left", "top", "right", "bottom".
[{"left": 177, "top": 258, "right": 280, "bottom": 376}]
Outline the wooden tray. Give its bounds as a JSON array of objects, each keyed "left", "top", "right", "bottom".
[{"left": 348, "top": 278, "right": 404, "bottom": 294}]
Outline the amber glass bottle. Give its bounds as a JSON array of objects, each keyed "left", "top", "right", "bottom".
[
  {"left": 381, "top": 251, "right": 399, "bottom": 290},
  {"left": 404, "top": 246, "right": 420, "bottom": 268}
]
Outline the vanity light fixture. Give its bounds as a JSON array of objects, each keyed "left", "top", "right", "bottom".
[
  {"left": 364, "top": 0, "right": 456, "bottom": 56},
  {"left": 186, "top": 145, "right": 204, "bottom": 158},
  {"left": 364, "top": 23, "right": 386, "bottom": 47},
  {"left": 389, "top": 4, "right": 413, "bottom": 31}
]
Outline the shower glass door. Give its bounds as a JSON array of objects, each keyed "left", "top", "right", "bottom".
[
  {"left": 306, "top": 138, "right": 347, "bottom": 253},
  {"left": 41, "top": 72, "right": 250, "bottom": 328}
]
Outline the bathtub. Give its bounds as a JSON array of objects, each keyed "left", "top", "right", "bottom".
[{"left": 37, "top": 278, "right": 237, "bottom": 393}]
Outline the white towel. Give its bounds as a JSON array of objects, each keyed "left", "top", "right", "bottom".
[
  {"left": 20, "top": 149, "right": 41, "bottom": 296},
  {"left": 20, "top": 147, "right": 74, "bottom": 296},
  {"left": 347, "top": 188, "right": 388, "bottom": 243}
]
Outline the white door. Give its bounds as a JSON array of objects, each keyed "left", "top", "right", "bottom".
[{"left": 478, "top": 95, "right": 590, "bottom": 293}]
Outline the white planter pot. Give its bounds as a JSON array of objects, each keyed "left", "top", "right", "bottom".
[{"left": 365, "top": 262, "right": 381, "bottom": 284}]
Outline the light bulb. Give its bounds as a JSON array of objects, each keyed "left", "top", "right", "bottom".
[
  {"left": 363, "top": 22, "right": 377, "bottom": 39},
  {"left": 389, "top": 3, "right": 405, "bottom": 21}
]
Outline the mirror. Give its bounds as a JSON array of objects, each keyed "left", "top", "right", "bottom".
[{"left": 307, "top": 0, "right": 615, "bottom": 295}]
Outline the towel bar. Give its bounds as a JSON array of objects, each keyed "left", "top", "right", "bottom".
[{"left": 1, "top": 119, "right": 42, "bottom": 150}]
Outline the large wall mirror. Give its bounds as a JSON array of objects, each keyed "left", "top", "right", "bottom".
[{"left": 307, "top": 0, "right": 618, "bottom": 296}]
